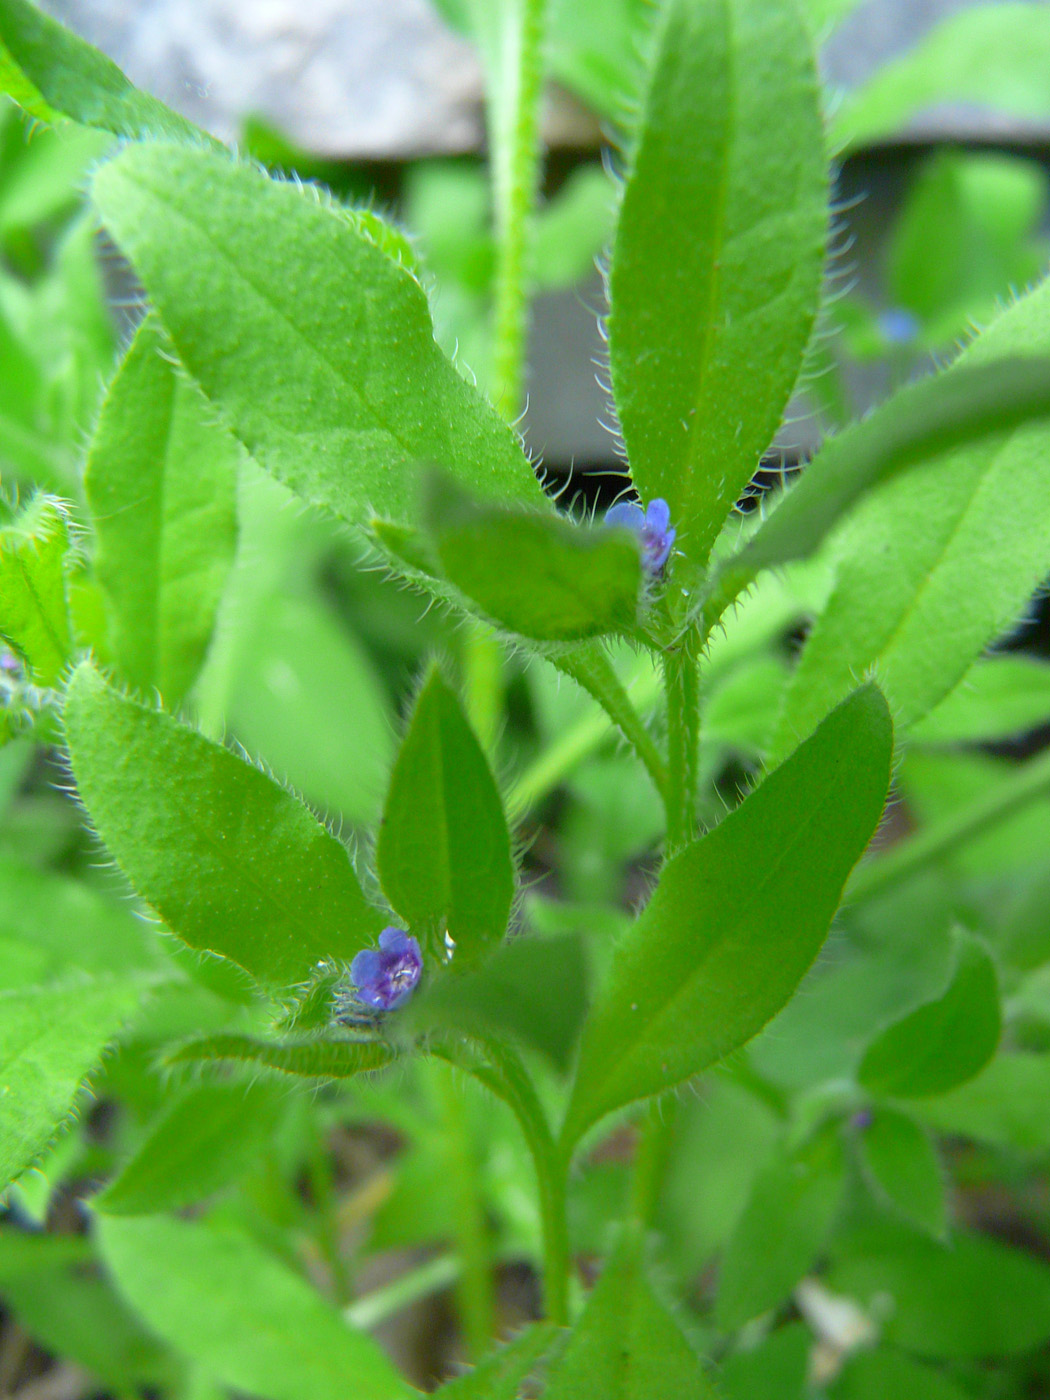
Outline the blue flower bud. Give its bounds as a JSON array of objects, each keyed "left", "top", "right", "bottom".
[{"left": 605, "top": 496, "right": 676, "bottom": 575}]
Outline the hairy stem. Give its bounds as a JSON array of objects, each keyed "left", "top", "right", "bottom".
[{"left": 663, "top": 647, "right": 700, "bottom": 848}]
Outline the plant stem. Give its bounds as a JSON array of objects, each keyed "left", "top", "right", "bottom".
[
  {"left": 462, "top": 618, "right": 504, "bottom": 755},
  {"left": 344, "top": 1254, "right": 461, "bottom": 1331},
  {"left": 488, "top": 0, "right": 550, "bottom": 422},
  {"left": 554, "top": 646, "right": 668, "bottom": 804},
  {"left": 630, "top": 1098, "right": 678, "bottom": 1229},
  {"left": 662, "top": 647, "right": 700, "bottom": 848},
  {"left": 508, "top": 659, "right": 663, "bottom": 815},
  {"left": 848, "top": 742, "right": 1050, "bottom": 904},
  {"left": 433, "top": 1062, "right": 496, "bottom": 1359}
]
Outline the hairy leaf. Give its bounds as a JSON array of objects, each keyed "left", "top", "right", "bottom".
[
  {"left": 64, "top": 661, "right": 381, "bottom": 990},
  {"left": 85, "top": 315, "right": 239, "bottom": 706},
  {"left": 0, "top": 0, "right": 210, "bottom": 142},
  {"left": 90, "top": 143, "right": 546, "bottom": 532},
  {"left": 0, "top": 494, "right": 72, "bottom": 685},
  {"left": 433, "top": 1323, "right": 559, "bottom": 1399},
  {"left": 608, "top": 0, "right": 825, "bottom": 567},
  {"left": 167, "top": 1033, "right": 396, "bottom": 1080},
  {"left": 563, "top": 685, "right": 892, "bottom": 1148},
  {"left": 379, "top": 668, "right": 513, "bottom": 961}
]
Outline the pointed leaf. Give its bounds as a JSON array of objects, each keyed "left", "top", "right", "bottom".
[
  {"left": 563, "top": 685, "right": 892, "bottom": 1149},
  {"left": 379, "top": 668, "right": 513, "bottom": 961},
  {"left": 424, "top": 477, "right": 643, "bottom": 641},
  {"left": 166, "top": 1032, "right": 396, "bottom": 1079},
  {"left": 97, "top": 1214, "right": 417, "bottom": 1400},
  {"left": 0, "top": 975, "right": 146, "bottom": 1191},
  {"left": 96, "top": 1078, "right": 287, "bottom": 1216},
  {"left": 85, "top": 315, "right": 239, "bottom": 706},
  {"left": 773, "top": 280, "right": 1050, "bottom": 758},
  {"left": 910, "top": 655, "right": 1050, "bottom": 745},
  {"left": 0, "top": 0, "right": 210, "bottom": 141},
  {"left": 544, "top": 1229, "right": 717, "bottom": 1399},
  {"left": 63, "top": 661, "right": 381, "bottom": 990},
  {"left": 0, "top": 493, "right": 72, "bottom": 685},
  {"left": 716, "top": 1125, "right": 846, "bottom": 1330},
  {"left": 90, "top": 143, "right": 546, "bottom": 533},
  {"left": 859, "top": 930, "right": 1000, "bottom": 1099},
  {"left": 608, "top": 0, "right": 825, "bottom": 567},
  {"left": 857, "top": 1108, "right": 947, "bottom": 1239},
  {"left": 434, "top": 1323, "right": 558, "bottom": 1399}
]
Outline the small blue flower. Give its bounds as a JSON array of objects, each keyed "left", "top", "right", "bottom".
[
  {"left": 350, "top": 928, "right": 423, "bottom": 1011},
  {"left": 605, "top": 497, "right": 676, "bottom": 575}
]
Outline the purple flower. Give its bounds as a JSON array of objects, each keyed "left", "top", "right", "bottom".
[
  {"left": 878, "top": 307, "right": 920, "bottom": 346},
  {"left": 350, "top": 928, "right": 423, "bottom": 1011},
  {"left": 605, "top": 497, "right": 676, "bottom": 575}
]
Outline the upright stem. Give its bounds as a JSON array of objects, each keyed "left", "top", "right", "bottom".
[
  {"left": 489, "top": 0, "right": 550, "bottom": 422},
  {"left": 630, "top": 1098, "right": 678, "bottom": 1230},
  {"left": 663, "top": 648, "right": 700, "bottom": 848}
]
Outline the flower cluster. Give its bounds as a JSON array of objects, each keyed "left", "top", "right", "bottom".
[{"left": 605, "top": 497, "right": 676, "bottom": 575}]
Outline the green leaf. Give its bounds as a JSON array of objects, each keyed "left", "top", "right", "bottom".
[
  {"left": 434, "top": 1323, "right": 559, "bottom": 1399},
  {"left": 562, "top": 685, "right": 892, "bottom": 1149},
  {"left": 826, "top": 1223, "right": 1050, "bottom": 1360},
  {"left": 0, "top": 0, "right": 211, "bottom": 142},
  {"left": 90, "top": 143, "right": 546, "bottom": 533},
  {"left": 543, "top": 1228, "right": 718, "bottom": 1399},
  {"left": 718, "top": 1322, "right": 809, "bottom": 1400},
  {"left": 378, "top": 668, "right": 513, "bottom": 961},
  {"left": 831, "top": 1349, "right": 970, "bottom": 1400},
  {"left": 858, "top": 930, "right": 1000, "bottom": 1099},
  {"left": 408, "top": 932, "right": 588, "bottom": 1070},
  {"left": 63, "top": 660, "right": 381, "bottom": 990},
  {"left": 857, "top": 1108, "right": 946, "bottom": 1239},
  {"left": 424, "top": 478, "right": 643, "bottom": 642},
  {"left": 0, "top": 493, "right": 72, "bottom": 685},
  {"left": 607, "top": 0, "right": 825, "bottom": 568},
  {"left": 910, "top": 655, "right": 1050, "bottom": 745},
  {"left": 715, "top": 1126, "right": 845, "bottom": 1331},
  {"left": 914, "top": 1053, "right": 1050, "bottom": 1153},
  {"left": 772, "top": 280, "right": 1050, "bottom": 758},
  {"left": 96, "top": 1077, "right": 287, "bottom": 1215},
  {"left": 716, "top": 357, "right": 1050, "bottom": 597},
  {"left": 167, "top": 1032, "right": 396, "bottom": 1080},
  {"left": 832, "top": 4, "right": 1050, "bottom": 151},
  {"left": 85, "top": 315, "right": 239, "bottom": 706},
  {"left": 97, "top": 1214, "right": 418, "bottom": 1400},
  {"left": 0, "top": 975, "right": 145, "bottom": 1191}
]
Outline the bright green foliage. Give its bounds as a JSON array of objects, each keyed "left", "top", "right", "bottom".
[
  {"left": 832, "top": 1349, "right": 969, "bottom": 1400},
  {"left": 608, "top": 0, "right": 825, "bottom": 568},
  {"left": 97, "top": 1214, "right": 418, "bottom": 1400},
  {"left": 563, "top": 685, "right": 892, "bottom": 1147},
  {"left": 97, "top": 1078, "right": 287, "bottom": 1215},
  {"left": 859, "top": 931, "right": 1000, "bottom": 1099},
  {"left": 433, "top": 1323, "right": 558, "bottom": 1398},
  {"left": 719, "top": 357, "right": 1050, "bottom": 594},
  {"left": 63, "top": 661, "right": 381, "bottom": 989},
  {"left": 857, "top": 1108, "right": 947, "bottom": 1239},
  {"left": 715, "top": 1125, "right": 845, "bottom": 1330},
  {"left": 90, "top": 143, "right": 547, "bottom": 532},
  {"left": 916, "top": 1054, "right": 1050, "bottom": 1153},
  {"left": 718, "top": 1323, "right": 809, "bottom": 1400},
  {"left": 0, "top": 493, "right": 72, "bottom": 684},
  {"left": 379, "top": 668, "right": 513, "bottom": 960},
  {"left": 911, "top": 655, "right": 1050, "bottom": 744},
  {"left": 543, "top": 1229, "right": 718, "bottom": 1399},
  {"left": 85, "top": 316, "right": 239, "bottom": 706},
  {"left": 832, "top": 4, "right": 1050, "bottom": 150},
  {"left": 0, "top": 976, "right": 145, "bottom": 1191},
  {"left": 410, "top": 932, "right": 588, "bottom": 1069},
  {"left": 826, "top": 1224, "right": 1050, "bottom": 1360},
  {"left": 425, "top": 480, "right": 643, "bottom": 642},
  {"left": 773, "top": 281, "right": 1050, "bottom": 757},
  {"left": 167, "top": 1033, "right": 397, "bottom": 1079},
  {"left": 0, "top": 0, "right": 210, "bottom": 142}
]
